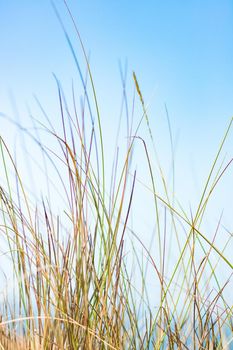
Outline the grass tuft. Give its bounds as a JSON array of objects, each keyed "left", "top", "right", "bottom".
[{"left": 0, "top": 4, "right": 232, "bottom": 349}]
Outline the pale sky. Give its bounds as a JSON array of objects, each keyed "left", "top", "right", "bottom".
[{"left": 0, "top": 0, "right": 232, "bottom": 302}]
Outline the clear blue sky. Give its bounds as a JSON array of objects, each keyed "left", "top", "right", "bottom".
[
  {"left": 1, "top": 1, "right": 233, "bottom": 150},
  {"left": 1, "top": 1, "right": 233, "bottom": 125},
  {"left": 1, "top": 0, "right": 232, "bottom": 207},
  {"left": 0, "top": 1, "right": 233, "bottom": 295}
]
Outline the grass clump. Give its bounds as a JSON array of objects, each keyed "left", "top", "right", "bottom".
[{"left": 0, "top": 5, "right": 232, "bottom": 350}]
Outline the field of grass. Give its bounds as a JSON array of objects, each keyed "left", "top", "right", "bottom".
[{"left": 0, "top": 4, "right": 232, "bottom": 350}]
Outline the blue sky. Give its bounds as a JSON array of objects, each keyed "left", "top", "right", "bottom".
[
  {"left": 1, "top": 1, "right": 233, "bottom": 149},
  {"left": 1, "top": 1, "right": 233, "bottom": 121},
  {"left": 1, "top": 1, "right": 232, "bottom": 207},
  {"left": 0, "top": 1, "right": 233, "bottom": 297}
]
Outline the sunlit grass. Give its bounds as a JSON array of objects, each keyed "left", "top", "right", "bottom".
[{"left": 0, "top": 3, "right": 232, "bottom": 349}]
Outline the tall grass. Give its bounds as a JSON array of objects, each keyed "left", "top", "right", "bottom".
[{"left": 0, "top": 4, "right": 232, "bottom": 349}]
